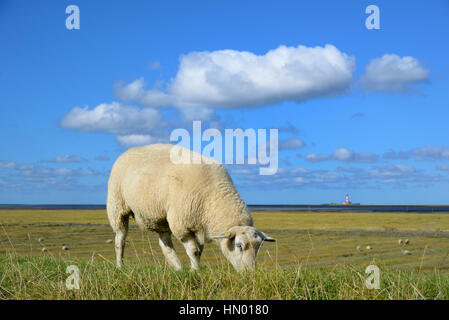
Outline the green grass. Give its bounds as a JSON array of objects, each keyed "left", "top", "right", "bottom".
[
  {"left": 1, "top": 209, "right": 449, "bottom": 299},
  {"left": 1, "top": 254, "right": 449, "bottom": 300}
]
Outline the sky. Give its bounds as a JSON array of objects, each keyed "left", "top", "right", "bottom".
[{"left": 1, "top": 0, "right": 449, "bottom": 204}]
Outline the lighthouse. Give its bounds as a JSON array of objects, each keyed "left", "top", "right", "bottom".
[{"left": 343, "top": 194, "right": 351, "bottom": 205}]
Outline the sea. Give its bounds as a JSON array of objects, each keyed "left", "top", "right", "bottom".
[{"left": 1, "top": 204, "right": 449, "bottom": 213}]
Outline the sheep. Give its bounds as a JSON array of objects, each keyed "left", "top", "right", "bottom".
[
  {"left": 398, "top": 239, "right": 403, "bottom": 245},
  {"left": 41, "top": 247, "right": 48, "bottom": 253},
  {"left": 401, "top": 249, "right": 412, "bottom": 255},
  {"left": 106, "top": 239, "right": 113, "bottom": 244},
  {"left": 356, "top": 245, "right": 362, "bottom": 252},
  {"left": 365, "top": 245, "right": 372, "bottom": 250},
  {"left": 38, "top": 237, "right": 45, "bottom": 242},
  {"left": 62, "top": 245, "right": 69, "bottom": 251},
  {"left": 405, "top": 239, "right": 410, "bottom": 245},
  {"left": 107, "top": 143, "right": 275, "bottom": 271}
]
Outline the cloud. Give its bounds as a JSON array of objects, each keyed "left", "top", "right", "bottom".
[
  {"left": 305, "top": 153, "right": 331, "bottom": 163},
  {"left": 95, "top": 155, "right": 110, "bottom": 161},
  {"left": 61, "top": 102, "right": 164, "bottom": 135},
  {"left": 0, "top": 161, "right": 107, "bottom": 192},
  {"left": 148, "top": 60, "right": 161, "bottom": 70},
  {"left": 116, "top": 134, "right": 160, "bottom": 148},
  {"left": 47, "top": 155, "right": 88, "bottom": 163},
  {"left": 0, "top": 160, "right": 16, "bottom": 168},
  {"left": 412, "top": 147, "right": 449, "bottom": 161},
  {"left": 60, "top": 102, "right": 170, "bottom": 147},
  {"left": 306, "top": 148, "right": 377, "bottom": 163},
  {"left": 351, "top": 112, "right": 365, "bottom": 118},
  {"left": 382, "top": 149, "right": 410, "bottom": 160},
  {"left": 436, "top": 164, "right": 449, "bottom": 173},
  {"left": 114, "top": 44, "right": 356, "bottom": 109},
  {"left": 360, "top": 54, "right": 429, "bottom": 93},
  {"left": 279, "top": 138, "right": 305, "bottom": 150}
]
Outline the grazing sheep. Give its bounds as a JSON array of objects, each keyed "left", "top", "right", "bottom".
[
  {"left": 398, "top": 239, "right": 403, "bottom": 245},
  {"left": 106, "top": 239, "right": 113, "bottom": 244},
  {"left": 38, "top": 237, "right": 45, "bottom": 242},
  {"left": 62, "top": 246, "right": 69, "bottom": 251},
  {"left": 41, "top": 247, "right": 48, "bottom": 252},
  {"left": 401, "top": 249, "right": 412, "bottom": 255},
  {"left": 356, "top": 245, "right": 362, "bottom": 252},
  {"left": 405, "top": 239, "right": 410, "bottom": 245},
  {"left": 365, "top": 245, "right": 372, "bottom": 250},
  {"left": 107, "top": 144, "right": 275, "bottom": 271}
]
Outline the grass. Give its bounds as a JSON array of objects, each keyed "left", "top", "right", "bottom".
[
  {"left": 1, "top": 254, "right": 449, "bottom": 300},
  {"left": 1, "top": 209, "right": 449, "bottom": 299}
]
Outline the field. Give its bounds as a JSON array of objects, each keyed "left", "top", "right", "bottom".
[{"left": 1, "top": 209, "right": 449, "bottom": 299}]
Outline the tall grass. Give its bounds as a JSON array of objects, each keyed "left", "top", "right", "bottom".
[{"left": 1, "top": 253, "right": 448, "bottom": 300}]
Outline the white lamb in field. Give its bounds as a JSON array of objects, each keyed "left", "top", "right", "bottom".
[{"left": 107, "top": 144, "right": 275, "bottom": 271}]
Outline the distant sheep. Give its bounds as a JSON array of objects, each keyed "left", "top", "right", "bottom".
[
  {"left": 405, "top": 239, "right": 410, "bottom": 245},
  {"left": 398, "top": 239, "right": 403, "bottom": 245},
  {"left": 62, "top": 246, "right": 69, "bottom": 251},
  {"left": 107, "top": 144, "right": 275, "bottom": 271},
  {"left": 401, "top": 249, "right": 412, "bottom": 255},
  {"left": 38, "top": 237, "right": 45, "bottom": 242},
  {"left": 365, "top": 245, "right": 372, "bottom": 250},
  {"left": 106, "top": 239, "right": 113, "bottom": 244},
  {"left": 356, "top": 245, "right": 362, "bottom": 252},
  {"left": 41, "top": 247, "right": 48, "bottom": 253}
]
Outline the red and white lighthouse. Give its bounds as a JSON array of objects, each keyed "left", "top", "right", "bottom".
[{"left": 343, "top": 194, "right": 351, "bottom": 205}]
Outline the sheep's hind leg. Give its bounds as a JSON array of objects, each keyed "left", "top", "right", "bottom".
[
  {"left": 158, "top": 232, "right": 182, "bottom": 270},
  {"left": 182, "top": 236, "right": 204, "bottom": 271},
  {"left": 114, "top": 216, "right": 129, "bottom": 268}
]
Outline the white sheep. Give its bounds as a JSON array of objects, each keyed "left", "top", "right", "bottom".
[
  {"left": 398, "top": 239, "right": 403, "bottom": 245},
  {"left": 365, "top": 245, "right": 372, "bottom": 250},
  {"left": 107, "top": 144, "right": 275, "bottom": 271},
  {"left": 405, "top": 239, "right": 410, "bottom": 245}
]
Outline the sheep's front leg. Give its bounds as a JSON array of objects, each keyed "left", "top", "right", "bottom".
[
  {"left": 182, "top": 236, "right": 204, "bottom": 271},
  {"left": 158, "top": 232, "right": 182, "bottom": 270}
]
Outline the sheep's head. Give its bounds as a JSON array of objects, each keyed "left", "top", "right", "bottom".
[{"left": 211, "top": 226, "right": 275, "bottom": 271}]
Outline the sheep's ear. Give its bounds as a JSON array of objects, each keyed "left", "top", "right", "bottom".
[
  {"left": 259, "top": 231, "right": 276, "bottom": 242},
  {"left": 211, "top": 230, "right": 235, "bottom": 239}
]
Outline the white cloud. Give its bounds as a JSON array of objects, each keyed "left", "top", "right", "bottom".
[
  {"left": 148, "top": 60, "right": 161, "bottom": 70},
  {"left": 382, "top": 149, "right": 410, "bottom": 160},
  {"left": 114, "top": 79, "right": 172, "bottom": 108},
  {"left": 116, "top": 134, "right": 160, "bottom": 148},
  {"left": 49, "top": 155, "right": 87, "bottom": 163},
  {"left": 60, "top": 102, "right": 165, "bottom": 136},
  {"left": 360, "top": 54, "right": 429, "bottom": 93},
  {"left": 114, "top": 44, "right": 356, "bottom": 109},
  {"left": 279, "top": 138, "right": 305, "bottom": 150},
  {"left": 0, "top": 160, "right": 16, "bottom": 168},
  {"left": 305, "top": 153, "right": 331, "bottom": 163},
  {"left": 436, "top": 164, "right": 449, "bottom": 172},
  {"left": 412, "top": 147, "right": 449, "bottom": 161},
  {"left": 95, "top": 155, "right": 110, "bottom": 161},
  {"left": 306, "top": 148, "right": 377, "bottom": 163}
]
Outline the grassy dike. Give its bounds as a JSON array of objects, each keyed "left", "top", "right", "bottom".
[{"left": 1, "top": 254, "right": 448, "bottom": 300}]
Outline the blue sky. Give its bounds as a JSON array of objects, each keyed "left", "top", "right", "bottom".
[{"left": 1, "top": 0, "right": 449, "bottom": 204}]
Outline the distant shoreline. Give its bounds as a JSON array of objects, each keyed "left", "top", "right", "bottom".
[{"left": 1, "top": 204, "right": 449, "bottom": 213}]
